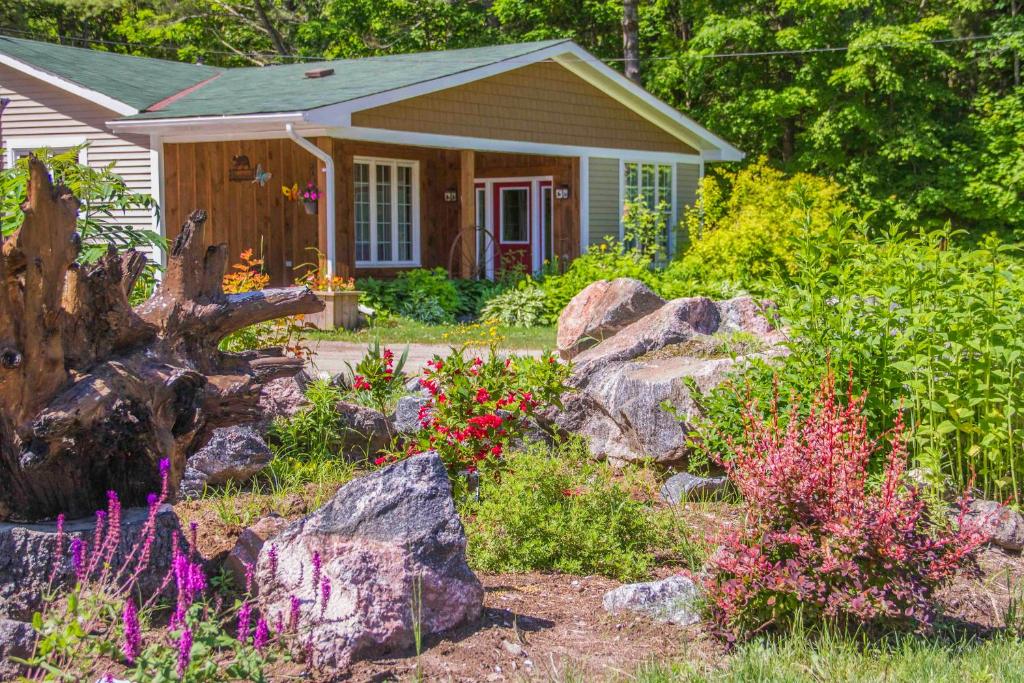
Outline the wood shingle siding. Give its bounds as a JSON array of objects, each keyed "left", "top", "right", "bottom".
[
  {"left": 351, "top": 61, "right": 698, "bottom": 155},
  {"left": 0, "top": 64, "right": 155, "bottom": 236},
  {"left": 588, "top": 157, "right": 621, "bottom": 246}
]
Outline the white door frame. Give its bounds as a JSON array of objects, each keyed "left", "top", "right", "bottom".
[{"left": 474, "top": 175, "right": 553, "bottom": 278}]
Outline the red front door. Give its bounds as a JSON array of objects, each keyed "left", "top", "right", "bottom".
[{"left": 493, "top": 181, "right": 532, "bottom": 276}]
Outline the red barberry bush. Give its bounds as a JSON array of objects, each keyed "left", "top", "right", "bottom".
[{"left": 704, "top": 372, "right": 989, "bottom": 642}]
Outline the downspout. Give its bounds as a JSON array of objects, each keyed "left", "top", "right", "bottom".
[{"left": 285, "top": 123, "right": 335, "bottom": 279}]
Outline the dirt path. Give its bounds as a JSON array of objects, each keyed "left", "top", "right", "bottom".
[
  {"left": 306, "top": 341, "right": 544, "bottom": 378},
  {"left": 347, "top": 571, "right": 717, "bottom": 682}
]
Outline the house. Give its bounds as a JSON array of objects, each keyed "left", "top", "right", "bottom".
[{"left": 1, "top": 35, "right": 742, "bottom": 283}]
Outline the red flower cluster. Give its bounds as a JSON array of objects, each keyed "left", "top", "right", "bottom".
[
  {"left": 352, "top": 375, "right": 371, "bottom": 391},
  {"left": 704, "top": 372, "right": 990, "bottom": 641}
]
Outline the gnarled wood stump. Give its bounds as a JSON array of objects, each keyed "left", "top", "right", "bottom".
[{"left": 0, "top": 158, "right": 323, "bottom": 521}]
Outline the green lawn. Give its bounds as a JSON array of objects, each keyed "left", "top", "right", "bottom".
[{"left": 305, "top": 317, "right": 557, "bottom": 350}]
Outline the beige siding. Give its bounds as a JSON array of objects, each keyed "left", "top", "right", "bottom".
[
  {"left": 675, "top": 162, "right": 700, "bottom": 244},
  {"left": 0, "top": 64, "right": 155, "bottom": 235},
  {"left": 588, "top": 156, "right": 620, "bottom": 246},
  {"left": 352, "top": 62, "right": 698, "bottom": 155}
]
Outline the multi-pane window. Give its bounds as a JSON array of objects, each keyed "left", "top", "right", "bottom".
[
  {"left": 353, "top": 158, "right": 418, "bottom": 266},
  {"left": 622, "top": 161, "right": 674, "bottom": 251}
]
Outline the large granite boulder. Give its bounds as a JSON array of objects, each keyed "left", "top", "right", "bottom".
[
  {"left": 556, "top": 294, "right": 783, "bottom": 465},
  {"left": 557, "top": 278, "right": 665, "bottom": 359},
  {"left": 255, "top": 452, "right": 483, "bottom": 668},
  {"left": 0, "top": 617, "right": 35, "bottom": 679},
  {"left": 181, "top": 425, "right": 274, "bottom": 497},
  {"left": 603, "top": 575, "right": 702, "bottom": 625},
  {"left": 225, "top": 515, "right": 290, "bottom": 591},
  {"left": 0, "top": 505, "right": 181, "bottom": 621}
]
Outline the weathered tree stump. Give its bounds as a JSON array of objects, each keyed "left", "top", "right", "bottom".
[{"left": 0, "top": 158, "right": 323, "bottom": 521}]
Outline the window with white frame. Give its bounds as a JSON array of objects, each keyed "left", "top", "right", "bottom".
[
  {"left": 622, "top": 160, "right": 674, "bottom": 254},
  {"left": 353, "top": 157, "right": 419, "bottom": 266},
  {"left": 3, "top": 136, "right": 88, "bottom": 168}
]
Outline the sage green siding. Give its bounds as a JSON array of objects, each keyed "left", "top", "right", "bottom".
[
  {"left": 588, "top": 156, "right": 620, "bottom": 246},
  {"left": 675, "top": 162, "right": 701, "bottom": 244}
]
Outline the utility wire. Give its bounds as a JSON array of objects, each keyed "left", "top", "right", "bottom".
[{"left": 0, "top": 25, "right": 1020, "bottom": 65}]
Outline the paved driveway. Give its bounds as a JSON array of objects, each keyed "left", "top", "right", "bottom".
[{"left": 306, "top": 340, "right": 544, "bottom": 378}]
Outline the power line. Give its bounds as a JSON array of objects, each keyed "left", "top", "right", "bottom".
[{"left": 0, "top": 25, "right": 1020, "bottom": 66}]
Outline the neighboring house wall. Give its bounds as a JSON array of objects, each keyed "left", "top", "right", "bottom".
[
  {"left": 0, "top": 64, "right": 155, "bottom": 235},
  {"left": 351, "top": 61, "right": 698, "bottom": 155},
  {"left": 675, "top": 161, "right": 701, "bottom": 244},
  {"left": 587, "top": 156, "right": 620, "bottom": 246}
]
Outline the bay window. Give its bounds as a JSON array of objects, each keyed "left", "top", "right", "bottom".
[{"left": 354, "top": 157, "right": 419, "bottom": 266}]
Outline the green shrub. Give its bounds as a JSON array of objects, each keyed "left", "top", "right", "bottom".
[
  {"left": 690, "top": 219, "right": 1024, "bottom": 504},
  {"left": 356, "top": 267, "right": 460, "bottom": 323},
  {"left": 479, "top": 281, "right": 551, "bottom": 327},
  {"left": 452, "top": 278, "right": 508, "bottom": 318},
  {"left": 674, "top": 158, "right": 853, "bottom": 290},
  {"left": 462, "top": 439, "right": 662, "bottom": 581}
]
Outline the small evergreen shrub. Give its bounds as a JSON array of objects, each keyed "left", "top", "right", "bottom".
[
  {"left": 463, "top": 440, "right": 663, "bottom": 581},
  {"left": 704, "top": 372, "right": 989, "bottom": 642}
]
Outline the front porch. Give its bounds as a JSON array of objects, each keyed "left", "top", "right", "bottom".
[{"left": 161, "top": 137, "right": 581, "bottom": 285}]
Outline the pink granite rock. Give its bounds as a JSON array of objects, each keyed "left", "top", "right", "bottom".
[{"left": 556, "top": 278, "right": 665, "bottom": 359}]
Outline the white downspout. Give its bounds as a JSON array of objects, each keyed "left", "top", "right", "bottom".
[{"left": 285, "top": 123, "right": 335, "bottom": 279}]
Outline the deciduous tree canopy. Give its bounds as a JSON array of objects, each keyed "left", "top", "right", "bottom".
[{"left": 2, "top": 0, "right": 1022, "bottom": 235}]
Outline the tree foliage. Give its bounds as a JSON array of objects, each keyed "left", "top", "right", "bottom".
[{"left": 2, "top": 0, "right": 1022, "bottom": 234}]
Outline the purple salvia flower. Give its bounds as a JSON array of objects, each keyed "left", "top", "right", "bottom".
[
  {"left": 267, "top": 544, "right": 278, "bottom": 578},
  {"left": 237, "top": 602, "right": 252, "bottom": 644},
  {"left": 49, "top": 513, "right": 65, "bottom": 584},
  {"left": 288, "top": 595, "right": 301, "bottom": 631},
  {"left": 85, "top": 510, "right": 106, "bottom": 578},
  {"left": 320, "top": 576, "right": 331, "bottom": 617},
  {"left": 70, "top": 538, "right": 86, "bottom": 581},
  {"left": 99, "top": 491, "right": 122, "bottom": 582},
  {"left": 311, "top": 552, "right": 322, "bottom": 591},
  {"left": 146, "top": 492, "right": 159, "bottom": 508},
  {"left": 244, "top": 561, "right": 255, "bottom": 595},
  {"left": 253, "top": 618, "right": 270, "bottom": 651},
  {"left": 122, "top": 599, "right": 141, "bottom": 664},
  {"left": 189, "top": 521, "right": 198, "bottom": 556},
  {"left": 274, "top": 610, "right": 284, "bottom": 634},
  {"left": 177, "top": 627, "right": 193, "bottom": 677}
]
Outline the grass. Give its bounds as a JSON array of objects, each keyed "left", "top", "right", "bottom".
[
  {"left": 614, "top": 628, "right": 1024, "bottom": 683},
  {"left": 305, "top": 316, "right": 556, "bottom": 350}
]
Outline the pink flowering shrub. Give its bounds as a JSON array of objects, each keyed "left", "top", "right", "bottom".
[
  {"left": 379, "top": 348, "right": 570, "bottom": 496},
  {"left": 17, "top": 460, "right": 327, "bottom": 681},
  {"left": 704, "top": 372, "right": 990, "bottom": 642}
]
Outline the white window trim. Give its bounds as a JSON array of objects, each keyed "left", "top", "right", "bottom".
[
  {"left": 498, "top": 185, "right": 531, "bottom": 245},
  {"left": 353, "top": 156, "right": 420, "bottom": 268},
  {"left": 3, "top": 136, "right": 89, "bottom": 167},
  {"left": 618, "top": 158, "right": 675, "bottom": 243}
]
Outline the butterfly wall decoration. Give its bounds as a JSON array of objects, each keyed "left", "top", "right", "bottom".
[
  {"left": 282, "top": 183, "right": 300, "bottom": 201},
  {"left": 252, "top": 164, "right": 272, "bottom": 187}
]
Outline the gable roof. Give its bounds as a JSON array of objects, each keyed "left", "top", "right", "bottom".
[
  {"left": 0, "top": 35, "right": 222, "bottom": 113},
  {"left": 127, "top": 40, "right": 571, "bottom": 119}
]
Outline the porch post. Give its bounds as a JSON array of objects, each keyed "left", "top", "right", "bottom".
[
  {"left": 315, "top": 137, "right": 332, "bottom": 277},
  {"left": 459, "top": 149, "right": 476, "bottom": 278}
]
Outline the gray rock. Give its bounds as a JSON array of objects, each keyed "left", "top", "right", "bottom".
[
  {"left": 0, "top": 617, "right": 35, "bottom": 679},
  {"left": 661, "top": 472, "right": 729, "bottom": 503},
  {"left": 394, "top": 394, "right": 431, "bottom": 434},
  {"left": 255, "top": 452, "right": 483, "bottom": 668},
  {"left": 715, "top": 296, "right": 782, "bottom": 341},
  {"left": 259, "top": 372, "right": 311, "bottom": 423},
  {"left": 225, "top": 515, "right": 290, "bottom": 592},
  {"left": 181, "top": 425, "right": 273, "bottom": 496},
  {"left": 572, "top": 297, "right": 720, "bottom": 377},
  {"left": 603, "top": 575, "right": 702, "bottom": 625},
  {"left": 964, "top": 500, "right": 1024, "bottom": 552},
  {"left": 556, "top": 353, "right": 737, "bottom": 465},
  {"left": 336, "top": 401, "right": 393, "bottom": 460},
  {"left": 0, "top": 505, "right": 181, "bottom": 620},
  {"left": 557, "top": 278, "right": 666, "bottom": 359}
]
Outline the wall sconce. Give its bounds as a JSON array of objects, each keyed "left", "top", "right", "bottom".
[
  {"left": 444, "top": 189, "right": 458, "bottom": 202},
  {"left": 555, "top": 185, "right": 571, "bottom": 200}
]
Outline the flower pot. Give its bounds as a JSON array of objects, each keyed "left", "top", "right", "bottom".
[
  {"left": 305, "top": 289, "right": 362, "bottom": 330},
  {"left": 302, "top": 199, "right": 318, "bottom": 215}
]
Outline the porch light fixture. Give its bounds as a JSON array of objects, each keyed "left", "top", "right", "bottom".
[
  {"left": 555, "top": 185, "right": 571, "bottom": 200},
  {"left": 444, "top": 189, "right": 458, "bottom": 202}
]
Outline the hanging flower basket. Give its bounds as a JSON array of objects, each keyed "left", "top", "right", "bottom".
[{"left": 302, "top": 199, "right": 318, "bottom": 215}]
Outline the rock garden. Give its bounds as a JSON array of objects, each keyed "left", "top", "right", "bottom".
[{"left": 2, "top": 157, "right": 1024, "bottom": 683}]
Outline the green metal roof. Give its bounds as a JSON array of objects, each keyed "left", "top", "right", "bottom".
[
  {"left": 126, "top": 39, "right": 571, "bottom": 119},
  {"left": 0, "top": 35, "right": 223, "bottom": 111}
]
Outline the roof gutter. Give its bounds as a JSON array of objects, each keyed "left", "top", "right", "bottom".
[{"left": 285, "top": 123, "right": 335, "bottom": 279}]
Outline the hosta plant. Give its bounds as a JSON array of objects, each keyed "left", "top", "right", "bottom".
[{"left": 704, "top": 372, "right": 989, "bottom": 642}]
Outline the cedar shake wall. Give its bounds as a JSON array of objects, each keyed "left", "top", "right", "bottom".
[{"left": 351, "top": 61, "right": 697, "bottom": 155}]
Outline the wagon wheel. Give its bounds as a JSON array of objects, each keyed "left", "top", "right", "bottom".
[{"left": 447, "top": 224, "right": 496, "bottom": 280}]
